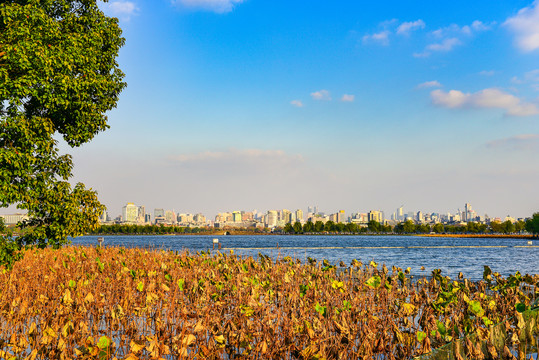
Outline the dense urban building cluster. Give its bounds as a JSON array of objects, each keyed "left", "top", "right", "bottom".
[{"left": 56, "top": 202, "right": 527, "bottom": 230}]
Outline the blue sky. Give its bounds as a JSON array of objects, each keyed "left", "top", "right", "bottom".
[{"left": 63, "top": 0, "right": 539, "bottom": 219}]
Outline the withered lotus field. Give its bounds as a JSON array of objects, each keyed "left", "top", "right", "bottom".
[{"left": 0, "top": 246, "right": 537, "bottom": 360}]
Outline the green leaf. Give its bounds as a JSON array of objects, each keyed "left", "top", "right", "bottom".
[
  {"left": 68, "top": 280, "right": 76, "bottom": 288},
  {"left": 177, "top": 278, "right": 185, "bottom": 291},
  {"left": 365, "top": 275, "right": 381, "bottom": 289},
  {"left": 468, "top": 300, "right": 484, "bottom": 317},
  {"left": 436, "top": 320, "right": 446, "bottom": 336},
  {"left": 516, "top": 303, "right": 527, "bottom": 313},
  {"left": 417, "top": 331, "right": 427, "bottom": 342},
  {"left": 136, "top": 281, "right": 144, "bottom": 292},
  {"left": 97, "top": 336, "right": 110, "bottom": 350},
  {"left": 314, "top": 302, "right": 327, "bottom": 316}
]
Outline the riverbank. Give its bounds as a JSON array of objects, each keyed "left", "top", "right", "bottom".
[
  {"left": 419, "top": 233, "right": 535, "bottom": 239},
  {"left": 89, "top": 231, "right": 535, "bottom": 239}
]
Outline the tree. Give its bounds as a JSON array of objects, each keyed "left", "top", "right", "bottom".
[
  {"left": 283, "top": 223, "right": 294, "bottom": 234},
  {"left": 525, "top": 213, "right": 539, "bottom": 237},
  {"left": 402, "top": 220, "right": 416, "bottom": 233},
  {"left": 314, "top": 221, "right": 324, "bottom": 233},
  {"left": 293, "top": 221, "right": 302, "bottom": 234},
  {"left": 490, "top": 221, "right": 503, "bottom": 234},
  {"left": 432, "top": 223, "right": 444, "bottom": 234},
  {"left": 302, "top": 221, "right": 314, "bottom": 233},
  {"left": 367, "top": 220, "right": 380, "bottom": 233},
  {"left": 0, "top": 0, "right": 125, "bottom": 250},
  {"left": 501, "top": 220, "right": 515, "bottom": 234},
  {"left": 515, "top": 220, "right": 526, "bottom": 233}
]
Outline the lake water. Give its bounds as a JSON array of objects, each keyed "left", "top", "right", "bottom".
[{"left": 71, "top": 235, "right": 538, "bottom": 281}]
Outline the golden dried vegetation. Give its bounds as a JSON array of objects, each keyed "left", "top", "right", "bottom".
[{"left": 0, "top": 246, "right": 537, "bottom": 359}]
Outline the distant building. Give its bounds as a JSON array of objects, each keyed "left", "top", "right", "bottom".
[
  {"left": 368, "top": 210, "right": 382, "bottom": 223},
  {"left": 165, "top": 210, "right": 176, "bottom": 225},
  {"left": 232, "top": 211, "right": 242, "bottom": 223},
  {"left": 266, "top": 210, "right": 278, "bottom": 227},
  {"left": 154, "top": 208, "right": 164, "bottom": 218},
  {"left": 337, "top": 210, "right": 345, "bottom": 223},
  {"left": 0, "top": 213, "right": 29, "bottom": 225},
  {"left": 295, "top": 209, "right": 304, "bottom": 223},
  {"left": 282, "top": 209, "right": 292, "bottom": 224},
  {"left": 122, "top": 203, "right": 139, "bottom": 223}
]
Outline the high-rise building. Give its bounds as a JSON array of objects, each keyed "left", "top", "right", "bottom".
[
  {"left": 295, "top": 209, "right": 304, "bottom": 223},
  {"left": 138, "top": 206, "right": 146, "bottom": 222},
  {"left": 266, "top": 210, "right": 278, "bottom": 227},
  {"left": 232, "top": 211, "right": 242, "bottom": 223},
  {"left": 165, "top": 210, "right": 176, "bottom": 224},
  {"left": 397, "top": 206, "right": 404, "bottom": 221},
  {"left": 368, "top": 210, "right": 382, "bottom": 223},
  {"left": 464, "top": 203, "right": 472, "bottom": 222},
  {"left": 282, "top": 209, "right": 292, "bottom": 223},
  {"left": 337, "top": 210, "right": 345, "bottom": 223},
  {"left": 122, "top": 203, "right": 139, "bottom": 223},
  {"left": 154, "top": 208, "right": 164, "bottom": 218}
]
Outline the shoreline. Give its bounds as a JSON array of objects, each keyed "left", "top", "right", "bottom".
[{"left": 85, "top": 232, "right": 536, "bottom": 239}]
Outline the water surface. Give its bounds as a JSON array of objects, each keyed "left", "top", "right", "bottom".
[{"left": 71, "top": 235, "right": 538, "bottom": 281}]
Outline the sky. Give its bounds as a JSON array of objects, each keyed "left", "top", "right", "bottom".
[{"left": 53, "top": 0, "right": 539, "bottom": 219}]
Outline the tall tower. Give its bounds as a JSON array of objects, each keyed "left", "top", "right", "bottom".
[
  {"left": 295, "top": 209, "right": 304, "bottom": 222},
  {"left": 397, "top": 205, "right": 404, "bottom": 221},
  {"left": 464, "top": 203, "right": 472, "bottom": 222}
]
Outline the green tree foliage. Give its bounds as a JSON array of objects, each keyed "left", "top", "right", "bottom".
[
  {"left": 403, "top": 220, "right": 416, "bottom": 233},
  {"left": 525, "top": 213, "right": 539, "bottom": 237},
  {"left": 432, "top": 223, "right": 444, "bottom": 234},
  {"left": 293, "top": 221, "right": 303, "bottom": 234},
  {"left": 501, "top": 220, "right": 515, "bottom": 234},
  {"left": 490, "top": 221, "right": 503, "bottom": 234},
  {"left": 0, "top": 0, "right": 125, "bottom": 251},
  {"left": 283, "top": 223, "right": 293, "bottom": 234},
  {"left": 367, "top": 220, "right": 381, "bottom": 233},
  {"left": 314, "top": 221, "right": 324, "bottom": 232},
  {"left": 302, "top": 221, "right": 314, "bottom": 233}
]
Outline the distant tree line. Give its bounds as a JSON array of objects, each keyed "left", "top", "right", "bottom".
[
  {"left": 282, "top": 215, "right": 539, "bottom": 235},
  {"left": 91, "top": 224, "right": 206, "bottom": 235}
]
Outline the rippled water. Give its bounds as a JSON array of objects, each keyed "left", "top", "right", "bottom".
[{"left": 71, "top": 235, "right": 538, "bottom": 281}]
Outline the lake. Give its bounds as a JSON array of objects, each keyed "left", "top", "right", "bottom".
[{"left": 71, "top": 235, "right": 538, "bottom": 281}]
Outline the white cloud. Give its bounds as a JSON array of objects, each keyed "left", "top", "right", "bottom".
[
  {"left": 427, "top": 37, "right": 461, "bottom": 52},
  {"left": 486, "top": 134, "right": 539, "bottom": 150},
  {"left": 479, "top": 70, "right": 496, "bottom": 76},
  {"left": 504, "top": 1, "right": 539, "bottom": 52},
  {"left": 362, "top": 31, "right": 390, "bottom": 45},
  {"left": 431, "top": 88, "right": 539, "bottom": 116},
  {"left": 471, "top": 20, "right": 492, "bottom": 32},
  {"left": 310, "top": 90, "right": 331, "bottom": 101},
  {"left": 416, "top": 80, "right": 442, "bottom": 89},
  {"left": 432, "top": 21, "right": 493, "bottom": 38},
  {"left": 106, "top": 1, "right": 138, "bottom": 20},
  {"left": 397, "top": 20, "right": 425, "bottom": 35},
  {"left": 340, "top": 94, "right": 355, "bottom": 102},
  {"left": 290, "top": 100, "right": 304, "bottom": 107},
  {"left": 172, "top": 0, "right": 245, "bottom": 13},
  {"left": 525, "top": 69, "right": 539, "bottom": 82},
  {"left": 413, "top": 51, "right": 430, "bottom": 58}
]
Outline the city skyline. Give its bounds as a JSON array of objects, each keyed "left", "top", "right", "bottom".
[
  {"left": 95, "top": 201, "right": 519, "bottom": 225},
  {"left": 46, "top": 0, "right": 539, "bottom": 219}
]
